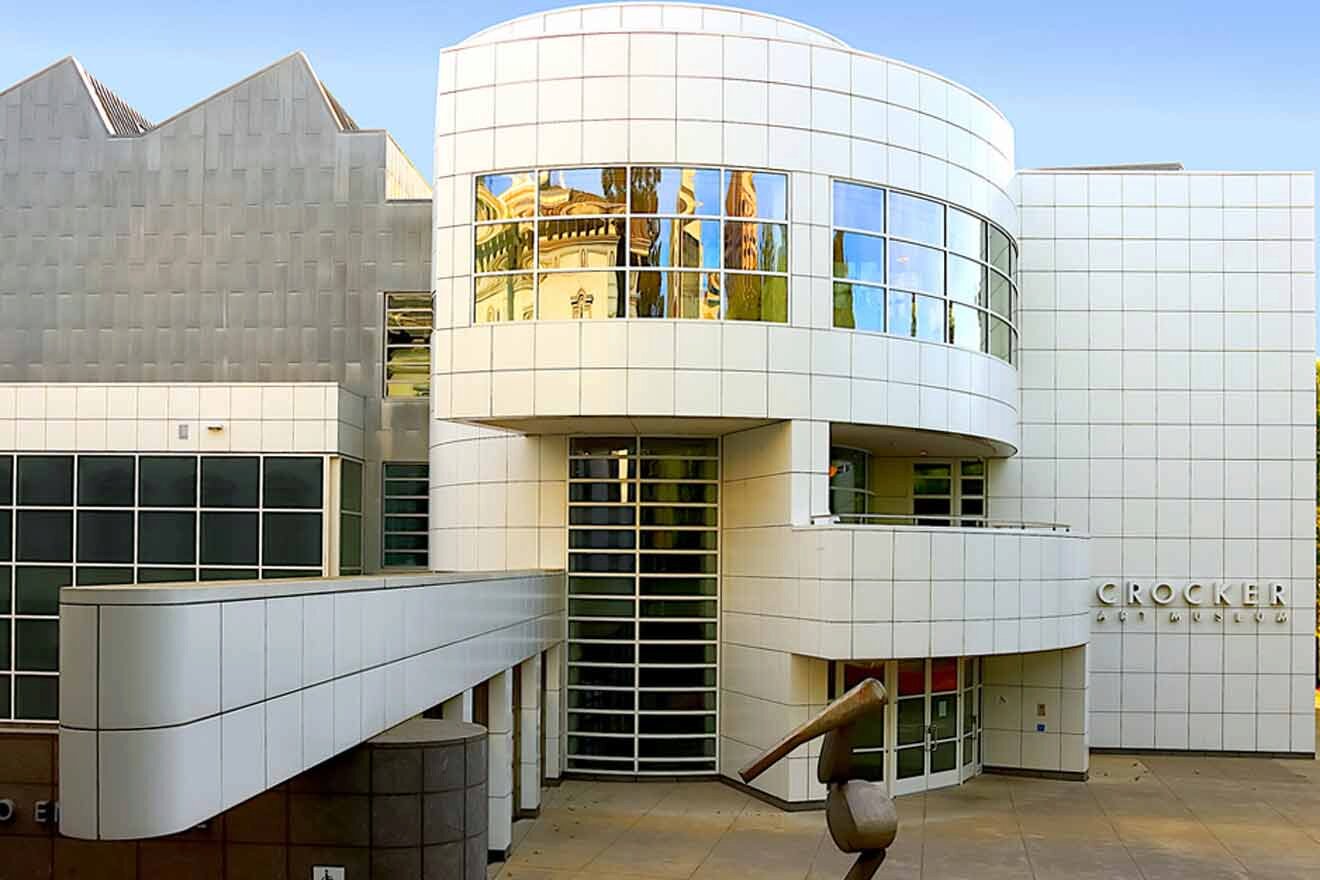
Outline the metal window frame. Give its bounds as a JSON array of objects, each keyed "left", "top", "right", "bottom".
[
  {"left": 383, "top": 291, "right": 434, "bottom": 399},
  {"left": 381, "top": 461, "right": 429, "bottom": 569}
]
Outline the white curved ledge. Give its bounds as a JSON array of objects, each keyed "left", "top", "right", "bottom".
[
  {"left": 58, "top": 570, "right": 564, "bottom": 840},
  {"left": 723, "top": 525, "right": 1091, "bottom": 659}
]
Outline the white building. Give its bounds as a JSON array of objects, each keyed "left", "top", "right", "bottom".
[{"left": 0, "top": 0, "right": 1312, "bottom": 859}]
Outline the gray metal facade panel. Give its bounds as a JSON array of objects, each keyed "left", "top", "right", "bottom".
[{"left": 0, "top": 54, "right": 435, "bottom": 568}]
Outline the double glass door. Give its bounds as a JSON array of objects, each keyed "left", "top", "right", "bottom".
[{"left": 839, "top": 657, "right": 982, "bottom": 796}]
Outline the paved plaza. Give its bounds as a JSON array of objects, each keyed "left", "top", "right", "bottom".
[{"left": 493, "top": 736, "right": 1320, "bottom": 879}]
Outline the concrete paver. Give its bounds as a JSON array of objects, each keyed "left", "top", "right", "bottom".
[{"left": 494, "top": 734, "right": 1320, "bottom": 878}]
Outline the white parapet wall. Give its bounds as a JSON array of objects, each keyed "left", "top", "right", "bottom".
[{"left": 57, "top": 570, "right": 564, "bottom": 840}]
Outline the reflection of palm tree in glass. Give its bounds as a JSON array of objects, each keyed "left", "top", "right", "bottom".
[{"left": 724, "top": 172, "right": 759, "bottom": 318}]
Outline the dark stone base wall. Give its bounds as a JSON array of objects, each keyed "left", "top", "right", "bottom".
[{"left": 0, "top": 722, "right": 488, "bottom": 880}]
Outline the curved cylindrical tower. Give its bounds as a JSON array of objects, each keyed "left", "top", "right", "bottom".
[{"left": 430, "top": 3, "right": 1088, "bottom": 801}]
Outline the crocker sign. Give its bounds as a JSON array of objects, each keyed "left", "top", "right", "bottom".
[{"left": 1095, "top": 581, "right": 1286, "bottom": 607}]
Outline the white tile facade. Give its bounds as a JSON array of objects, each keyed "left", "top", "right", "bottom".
[{"left": 1011, "top": 169, "right": 1316, "bottom": 754}]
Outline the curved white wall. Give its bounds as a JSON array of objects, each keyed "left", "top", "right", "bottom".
[{"left": 431, "top": 2, "right": 1020, "bottom": 449}]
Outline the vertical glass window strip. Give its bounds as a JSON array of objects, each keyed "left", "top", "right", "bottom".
[
  {"left": 912, "top": 462, "right": 953, "bottom": 526},
  {"left": 340, "top": 459, "right": 364, "bottom": 575},
  {"left": 474, "top": 166, "right": 788, "bottom": 325},
  {"left": 828, "top": 446, "right": 872, "bottom": 519},
  {"left": 566, "top": 437, "right": 719, "bottom": 775},
  {"left": 958, "top": 461, "right": 985, "bottom": 526},
  {"left": 0, "top": 453, "right": 330, "bottom": 723},
  {"left": 830, "top": 179, "right": 1017, "bottom": 365},
  {"left": 385, "top": 292, "right": 433, "bottom": 398},
  {"left": 383, "top": 463, "right": 428, "bottom": 568}
]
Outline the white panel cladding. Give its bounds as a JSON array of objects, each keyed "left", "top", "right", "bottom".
[
  {"left": 980, "top": 647, "right": 1089, "bottom": 775},
  {"left": 0, "top": 382, "right": 365, "bottom": 458},
  {"left": 1013, "top": 169, "right": 1316, "bottom": 755},
  {"left": 721, "top": 523, "right": 1090, "bottom": 661},
  {"left": 57, "top": 570, "right": 564, "bottom": 840},
  {"left": 431, "top": 7, "right": 1021, "bottom": 449}
]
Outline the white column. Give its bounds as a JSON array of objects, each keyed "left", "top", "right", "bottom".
[
  {"left": 487, "top": 669, "right": 515, "bottom": 856},
  {"left": 543, "top": 643, "right": 563, "bottom": 780},
  {"left": 441, "top": 689, "right": 473, "bottom": 722},
  {"left": 517, "top": 654, "right": 542, "bottom": 814}
]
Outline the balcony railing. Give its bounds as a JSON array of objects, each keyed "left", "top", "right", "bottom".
[{"left": 811, "top": 513, "right": 1071, "bottom": 532}]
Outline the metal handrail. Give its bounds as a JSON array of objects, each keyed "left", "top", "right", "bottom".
[{"left": 810, "top": 513, "right": 1071, "bottom": 532}]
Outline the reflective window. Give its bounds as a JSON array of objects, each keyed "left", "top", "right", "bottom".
[
  {"left": 77, "top": 511, "right": 133, "bottom": 563},
  {"left": 201, "top": 457, "right": 259, "bottom": 508},
  {"left": 833, "top": 282, "right": 885, "bottom": 332},
  {"left": 138, "top": 512, "right": 196, "bottom": 565},
  {"left": 140, "top": 457, "right": 196, "bottom": 507},
  {"left": 384, "top": 292, "right": 433, "bottom": 398},
  {"left": 474, "top": 166, "right": 788, "bottom": 323},
  {"left": 830, "top": 180, "right": 1017, "bottom": 364},
  {"left": 724, "top": 274, "right": 787, "bottom": 322},
  {"left": 78, "top": 457, "right": 134, "bottom": 506},
  {"left": 340, "top": 459, "right": 363, "bottom": 576},
  {"left": 833, "top": 180, "right": 884, "bottom": 233},
  {"left": 383, "top": 462, "right": 428, "bottom": 568},
  {"left": 263, "top": 513, "right": 322, "bottom": 567},
  {"left": 263, "top": 457, "right": 322, "bottom": 509},
  {"left": 889, "top": 192, "right": 944, "bottom": 246},
  {"left": 18, "top": 457, "right": 72, "bottom": 506}
]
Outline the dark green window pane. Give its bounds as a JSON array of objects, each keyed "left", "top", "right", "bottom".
[
  {"left": 340, "top": 513, "right": 362, "bottom": 570},
  {"left": 384, "top": 516, "right": 428, "bottom": 533},
  {"left": 263, "top": 458, "right": 323, "bottom": 509},
  {"left": 566, "top": 688, "right": 634, "bottom": 711},
  {"left": 570, "top": 530, "right": 634, "bottom": 550},
  {"left": 570, "top": 483, "right": 629, "bottom": 504},
  {"left": 15, "top": 567, "right": 71, "bottom": 614},
  {"left": 571, "top": 458, "right": 625, "bottom": 479},
  {"left": 136, "top": 567, "right": 196, "bottom": 583},
  {"left": 201, "top": 512, "right": 258, "bottom": 565},
  {"left": 383, "top": 463, "right": 428, "bottom": 480},
  {"left": 17, "top": 456, "right": 73, "bottom": 506},
  {"left": 383, "top": 552, "right": 426, "bottom": 568},
  {"left": 569, "top": 598, "right": 634, "bottom": 618},
  {"left": 931, "top": 740, "right": 957, "bottom": 773},
  {"left": 0, "top": 674, "right": 8, "bottom": 718},
  {"left": 78, "top": 456, "right": 135, "bottom": 506},
  {"left": 639, "top": 714, "right": 715, "bottom": 735},
  {"left": 569, "top": 620, "right": 634, "bottom": 641},
  {"left": 139, "top": 457, "right": 197, "bottom": 507},
  {"left": 260, "top": 569, "right": 315, "bottom": 579},
  {"left": 570, "top": 437, "right": 636, "bottom": 456},
  {"left": 567, "top": 735, "right": 633, "bottom": 758},
  {"left": 384, "top": 497, "right": 428, "bottom": 516},
  {"left": 637, "top": 554, "right": 716, "bottom": 575},
  {"left": 639, "top": 691, "right": 714, "bottom": 711},
  {"left": 0, "top": 622, "right": 8, "bottom": 670},
  {"left": 15, "top": 676, "right": 57, "bottom": 721},
  {"left": 263, "top": 512, "right": 322, "bottom": 567},
  {"left": 569, "top": 576, "right": 634, "bottom": 596},
  {"left": 0, "top": 511, "right": 9, "bottom": 562},
  {"left": 384, "top": 533, "right": 427, "bottom": 551},
  {"left": 384, "top": 479, "right": 428, "bottom": 497},
  {"left": 638, "top": 459, "right": 717, "bottom": 480},
  {"left": 77, "top": 511, "right": 134, "bottom": 563},
  {"left": 639, "top": 483, "right": 716, "bottom": 504},
  {"left": 16, "top": 619, "right": 58, "bottom": 671},
  {"left": 201, "top": 568, "right": 259, "bottom": 581},
  {"left": 638, "top": 666, "right": 715, "bottom": 688},
  {"left": 639, "top": 621, "right": 715, "bottom": 641},
  {"left": 639, "top": 577, "right": 715, "bottom": 597},
  {"left": 569, "top": 554, "right": 634, "bottom": 574},
  {"left": 568, "top": 666, "right": 633, "bottom": 687},
  {"left": 639, "top": 737, "right": 714, "bottom": 758},
  {"left": 639, "top": 599, "right": 716, "bottom": 618},
  {"left": 0, "top": 455, "right": 13, "bottom": 504},
  {"left": 341, "top": 459, "right": 363, "bottom": 514},
  {"left": 896, "top": 746, "right": 924, "bottom": 779},
  {"left": 138, "top": 512, "right": 196, "bottom": 565},
  {"left": 569, "top": 642, "right": 634, "bottom": 664},
  {"left": 77, "top": 567, "right": 135, "bottom": 586},
  {"left": 0, "top": 567, "right": 9, "bottom": 613},
  {"left": 638, "top": 530, "right": 715, "bottom": 551},
  {"left": 570, "top": 506, "right": 634, "bottom": 526},
  {"left": 638, "top": 507, "right": 713, "bottom": 527},
  {"left": 201, "top": 457, "right": 259, "bottom": 508},
  {"left": 639, "top": 643, "right": 716, "bottom": 664},
  {"left": 638, "top": 759, "right": 715, "bottom": 773},
  {"left": 568, "top": 713, "right": 634, "bottom": 734},
  {"left": 17, "top": 511, "right": 72, "bottom": 562}
]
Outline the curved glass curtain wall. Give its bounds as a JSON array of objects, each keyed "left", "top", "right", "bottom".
[
  {"left": 473, "top": 167, "right": 788, "bottom": 323},
  {"left": 831, "top": 181, "right": 1019, "bottom": 365}
]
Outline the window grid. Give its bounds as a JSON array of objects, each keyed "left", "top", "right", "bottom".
[
  {"left": 382, "top": 462, "right": 429, "bottom": 569},
  {"left": 0, "top": 453, "right": 333, "bottom": 724},
  {"left": 384, "top": 292, "right": 433, "bottom": 399},
  {"left": 831, "top": 179, "right": 1020, "bottom": 365},
  {"left": 566, "top": 437, "right": 719, "bottom": 776},
  {"left": 474, "top": 166, "right": 788, "bottom": 324}
]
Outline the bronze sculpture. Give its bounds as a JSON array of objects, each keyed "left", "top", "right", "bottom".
[{"left": 739, "top": 678, "right": 898, "bottom": 880}]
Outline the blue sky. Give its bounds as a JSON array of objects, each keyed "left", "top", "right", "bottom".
[{"left": 4, "top": 0, "right": 1318, "bottom": 334}]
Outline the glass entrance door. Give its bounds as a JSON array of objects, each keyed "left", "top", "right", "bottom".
[{"left": 841, "top": 657, "right": 980, "bottom": 796}]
